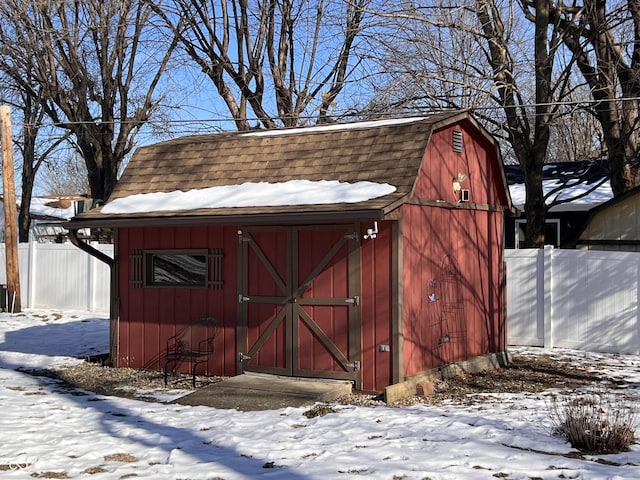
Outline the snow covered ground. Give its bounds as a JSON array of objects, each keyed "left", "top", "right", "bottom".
[{"left": 0, "top": 310, "right": 639, "bottom": 479}]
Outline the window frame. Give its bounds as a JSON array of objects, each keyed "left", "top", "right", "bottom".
[
  {"left": 143, "top": 249, "right": 211, "bottom": 288},
  {"left": 515, "top": 218, "right": 561, "bottom": 248}
]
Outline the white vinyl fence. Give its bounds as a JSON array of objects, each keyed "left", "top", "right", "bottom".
[
  {"left": 1, "top": 243, "right": 638, "bottom": 355},
  {"left": 506, "top": 246, "right": 640, "bottom": 355},
  {"left": 0, "top": 242, "right": 112, "bottom": 313}
]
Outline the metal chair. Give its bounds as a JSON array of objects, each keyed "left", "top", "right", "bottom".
[{"left": 163, "top": 317, "right": 219, "bottom": 387}]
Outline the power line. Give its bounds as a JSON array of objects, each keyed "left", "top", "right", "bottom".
[{"left": 6, "top": 95, "right": 639, "bottom": 133}]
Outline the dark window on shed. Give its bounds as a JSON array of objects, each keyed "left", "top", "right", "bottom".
[{"left": 131, "top": 249, "right": 223, "bottom": 288}]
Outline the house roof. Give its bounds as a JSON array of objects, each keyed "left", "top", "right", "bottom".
[
  {"left": 68, "top": 111, "right": 508, "bottom": 228},
  {"left": 505, "top": 161, "right": 613, "bottom": 212},
  {"left": 0, "top": 195, "right": 84, "bottom": 222},
  {"left": 504, "top": 161, "right": 609, "bottom": 185}
]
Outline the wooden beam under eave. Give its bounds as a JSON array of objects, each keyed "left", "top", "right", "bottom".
[
  {"left": 391, "top": 217, "right": 403, "bottom": 385},
  {"left": 403, "top": 196, "right": 510, "bottom": 212}
]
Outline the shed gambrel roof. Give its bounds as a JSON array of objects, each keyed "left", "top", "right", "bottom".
[{"left": 69, "top": 111, "right": 508, "bottom": 227}]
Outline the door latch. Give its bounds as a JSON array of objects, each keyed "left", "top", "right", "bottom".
[{"left": 344, "top": 295, "right": 360, "bottom": 306}]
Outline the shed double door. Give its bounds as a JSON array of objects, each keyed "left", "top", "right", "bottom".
[{"left": 237, "top": 225, "right": 361, "bottom": 387}]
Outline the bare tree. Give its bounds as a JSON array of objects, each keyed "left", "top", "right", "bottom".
[
  {"left": 555, "top": 0, "right": 640, "bottom": 197},
  {"left": 41, "top": 153, "right": 89, "bottom": 197},
  {"left": 0, "top": 73, "right": 71, "bottom": 242},
  {"left": 363, "top": 1, "right": 581, "bottom": 247},
  {"left": 548, "top": 102, "right": 605, "bottom": 163},
  {"left": 17, "top": 96, "right": 72, "bottom": 242},
  {"left": 0, "top": 0, "right": 178, "bottom": 202},
  {"left": 151, "top": 0, "right": 371, "bottom": 129},
  {"left": 359, "top": 3, "right": 496, "bottom": 115}
]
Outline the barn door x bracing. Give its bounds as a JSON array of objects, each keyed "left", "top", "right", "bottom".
[{"left": 237, "top": 226, "right": 362, "bottom": 388}]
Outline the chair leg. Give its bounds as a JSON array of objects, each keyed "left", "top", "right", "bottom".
[
  {"left": 164, "top": 361, "right": 170, "bottom": 386},
  {"left": 191, "top": 363, "right": 198, "bottom": 388},
  {"left": 165, "top": 358, "right": 178, "bottom": 386}
]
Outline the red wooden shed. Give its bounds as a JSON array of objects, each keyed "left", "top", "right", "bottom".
[{"left": 68, "top": 112, "right": 513, "bottom": 395}]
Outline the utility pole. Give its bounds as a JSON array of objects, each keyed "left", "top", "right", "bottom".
[{"left": 1, "top": 105, "right": 21, "bottom": 313}]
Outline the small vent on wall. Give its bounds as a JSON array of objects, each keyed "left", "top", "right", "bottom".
[{"left": 453, "top": 130, "right": 463, "bottom": 152}]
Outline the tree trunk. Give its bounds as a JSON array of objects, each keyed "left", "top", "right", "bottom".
[
  {"left": 476, "top": 0, "right": 556, "bottom": 248},
  {"left": 523, "top": 160, "right": 546, "bottom": 247},
  {"left": 19, "top": 140, "right": 35, "bottom": 243},
  {"left": 558, "top": 0, "right": 640, "bottom": 197}
]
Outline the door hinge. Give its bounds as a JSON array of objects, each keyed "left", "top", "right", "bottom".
[
  {"left": 239, "top": 294, "right": 251, "bottom": 303},
  {"left": 344, "top": 295, "right": 360, "bottom": 306},
  {"left": 344, "top": 232, "right": 359, "bottom": 241},
  {"left": 345, "top": 360, "right": 360, "bottom": 371},
  {"left": 239, "top": 352, "right": 251, "bottom": 362}
]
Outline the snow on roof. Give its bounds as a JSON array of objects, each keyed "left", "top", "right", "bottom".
[
  {"left": 29, "top": 197, "right": 77, "bottom": 221},
  {"left": 509, "top": 179, "right": 613, "bottom": 212},
  {"left": 0, "top": 196, "right": 78, "bottom": 221},
  {"left": 101, "top": 179, "right": 397, "bottom": 215},
  {"left": 239, "top": 117, "right": 427, "bottom": 137}
]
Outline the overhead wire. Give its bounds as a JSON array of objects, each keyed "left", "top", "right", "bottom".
[{"left": 8, "top": 95, "right": 639, "bottom": 131}]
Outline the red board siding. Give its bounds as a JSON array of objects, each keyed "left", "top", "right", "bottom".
[
  {"left": 414, "top": 123, "right": 504, "bottom": 206},
  {"left": 115, "top": 222, "right": 397, "bottom": 392},
  {"left": 401, "top": 204, "right": 504, "bottom": 377},
  {"left": 116, "top": 225, "right": 239, "bottom": 377},
  {"left": 114, "top": 208, "right": 503, "bottom": 391},
  {"left": 114, "top": 188, "right": 505, "bottom": 392}
]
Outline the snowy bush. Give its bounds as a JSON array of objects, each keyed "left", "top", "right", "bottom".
[{"left": 549, "top": 388, "right": 637, "bottom": 454}]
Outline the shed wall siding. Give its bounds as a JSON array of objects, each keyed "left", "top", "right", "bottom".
[
  {"left": 401, "top": 205, "right": 504, "bottom": 378},
  {"left": 414, "top": 123, "right": 502, "bottom": 205},
  {"left": 116, "top": 225, "right": 239, "bottom": 377},
  {"left": 115, "top": 223, "right": 396, "bottom": 392}
]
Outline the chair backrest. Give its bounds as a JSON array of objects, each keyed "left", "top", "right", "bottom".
[{"left": 170, "top": 317, "right": 219, "bottom": 354}]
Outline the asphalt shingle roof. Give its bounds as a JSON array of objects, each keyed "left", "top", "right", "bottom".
[{"left": 72, "top": 111, "right": 487, "bottom": 225}]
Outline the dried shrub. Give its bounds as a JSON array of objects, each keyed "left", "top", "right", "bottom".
[
  {"left": 549, "top": 388, "right": 637, "bottom": 454},
  {"left": 81, "top": 466, "right": 107, "bottom": 474},
  {"left": 303, "top": 404, "right": 338, "bottom": 418},
  {"left": 103, "top": 453, "right": 138, "bottom": 463}
]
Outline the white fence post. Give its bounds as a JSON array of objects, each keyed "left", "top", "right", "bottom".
[
  {"left": 27, "top": 240, "right": 36, "bottom": 308},
  {"left": 543, "top": 245, "right": 553, "bottom": 348},
  {"left": 87, "top": 244, "right": 94, "bottom": 312}
]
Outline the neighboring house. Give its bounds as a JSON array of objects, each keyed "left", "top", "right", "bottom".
[
  {"left": 0, "top": 195, "right": 83, "bottom": 242},
  {"left": 575, "top": 184, "right": 640, "bottom": 251},
  {"left": 67, "top": 112, "right": 513, "bottom": 394},
  {"left": 505, "top": 161, "right": 612, "bottom": 248}
]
